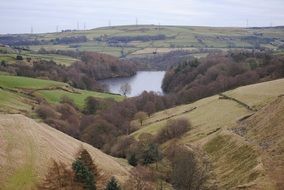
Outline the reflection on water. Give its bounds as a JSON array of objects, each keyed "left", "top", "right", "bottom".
[{"left": 99, "top": 71, "right": 166, "bottom": 97}]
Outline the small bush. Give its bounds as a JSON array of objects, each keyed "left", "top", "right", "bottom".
[
  {"left": 16, "top": 55, "right": 23, "bottom": 60},
  {"left": 156, "top": 118, "right": 191, "bottom": 144},
  {"left": 134, "top": 111, "right": 148, "bottom": 126},
  {"left": 60, "top": 95, "right": 77, "bottom": 109},
  {"left": 36, "top": 104, "right": 58, "bottom": 120},
  {"left": 123, "top": 166, "right": 155, "bottom": 190},
  {"left": 105, "top": 177, "right": 121, "bottom": 190},
  {"left": 84, "top": 96, "right": 101, "bottom": 114},
  {"left": 127, "top": 154, "right": 138, "bottom": 166}
]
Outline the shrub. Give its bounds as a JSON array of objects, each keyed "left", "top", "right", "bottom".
[
  {"left": 156, "top": 118, "right": 191, "bottom": 143},
  {"left": 1, "top": 60, "right": 6, "bottom": 66},
  {"left": 141, "top": 143, "right": 162, "bottom": 165},
  {"left": 170, "top": 146, "right": 209, "bottom": 190},
  {"left": 105, "top": 177, "right": 121, "bottom": 190},
  {"left": 110, "top": 136, "right": 135, "bottom": 157},
  {"left": 127, "top": 154, "right": 138, "bottom": 166},
  {"left": 16, "top": 55, "right": 23, "bottom": 60},
  {"left": 36, "top": 104, "right": 58, "bottom": 120},
  {"left": 134, "top": 111, "right": 148, "bottom": 126},
  {"left": 84, "top": 96, "right": 101, "bottom": 114},
  {"left": 60, "top": 95, "right": 77, "bottom": 109},
  {"left": 123, "top": 166, "right": 155, "bottom": 190}
]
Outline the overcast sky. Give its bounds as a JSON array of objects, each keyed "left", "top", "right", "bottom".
[{"left": 1, "top": 0, "right": 284, "bottom": 34}]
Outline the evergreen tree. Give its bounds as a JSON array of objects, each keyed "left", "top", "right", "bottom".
[
  {"left": 78, "top": 149, "right": 99, "bottom": 177},
  {"left": 143, "top": 143, "right": 162, "bottom": 165},
  {"left": 127, "top": 154, "right": 138, "bottom": 166},
  {"left": 72, "top": 158, "right": 96, "bottom": 190},
  {"left": 105, "top": 177, "right": 121, "bottom": 190}
]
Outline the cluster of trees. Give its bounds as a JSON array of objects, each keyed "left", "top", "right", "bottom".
[
  {"left": 130, "top": 50, "right": 193, "bottom": 70},
  {"left": 39, "top": 148, "right": 121, "bottom": 190},
  {"left": 37, "top": 48, "right": 81, "bottom": 58},
  {"left": 35, "top": 90, "right": 178, "bottom": 155},
  {"left": 155, "top": 119, "right": 191, "bottom": 144},
  {"left": 0, "top": 35, "right": 46, "bottom": 46},
  {"left": 81, "top": 91, "right": 177, "bottom": 151},
  {"left": 97, "top": 34, "right": 166, "bottom": 44},
  {"left": 0, "top": 35, "right": 88, "bottom": 46},
  {"left": 240, "top": 35, "right": 274, "bottom": 48},
  {"left": 52, "top": 36, "right": 87, "bottom": 44},
  {"left": 162, "top": 51, "right": 284, "bottom": 104},
  {"left": 33, "top": 89, "right": 172, "bottom": 146},
  {"left": 35, "top": 96, "right": 197, "bottom": 189},
  {"left": 0, "top": 52, "right": 136, "bottom": 91},
  {"left": 111, "top": 130, "right": 209, "bottom": 190},
  {"left": 79, "top": 52, "right": 136, "bottom": 79},
  {"left": 125, "top": 118, "right": 190, "bottom": 165}
]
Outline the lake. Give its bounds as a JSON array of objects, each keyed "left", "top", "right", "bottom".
[{"left": 99, "top": 71, "right": 166, "bottom": 97}]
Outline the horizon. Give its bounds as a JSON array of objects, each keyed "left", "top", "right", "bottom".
[
  {"left": 1, "top": 0, "right": 284, "bottom": 34},
  {"left": 2, "top": 24, "right": 284, "bottom": 35}
]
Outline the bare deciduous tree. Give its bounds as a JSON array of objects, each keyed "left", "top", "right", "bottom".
[
  {"left": 134, "top": 111, "right": 148, "bottom": 126},
  {"left": 168, "top": 146, "right": 209, "bottom": 190},
  {"left": 120, "top": 83, "right": 131, "bottom": 96},
  {"left": 155, "top": 118, "right": 191, "bottom": 143},
  {"left": 123, "top": 166, "right": 155, "bottom": 190},
  {"left": 37, "top": 160, "right": 82, "bottom": 190}
]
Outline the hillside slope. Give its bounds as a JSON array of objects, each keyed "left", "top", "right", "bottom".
[
  {"left": 0, "top": 114, "right": 130, "bottom": 190},
  {"left": 1, "top": 25, "right": 283, "bottom": 58},
  {"left": 231, "top": 96, "right": 284, "bottom": 189},
  {"left": 132, "top": 79, "right": 284, "bottom": 189},
  {"left": 0, "top": 75, "right": 123, "bottom": 113}
]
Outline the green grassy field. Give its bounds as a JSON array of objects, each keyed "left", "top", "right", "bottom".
[
  {"left": 0, "top": 52, "right": 78, "bottom": 66},
  {"left": 0, "top": 75, "right": 123, "bottom": 110},
  {"left": 37, "top": 89, "right": 123, "bottom": 109},
  {"left": 0, "top": 75, "right": 65, "bottom": 89}
]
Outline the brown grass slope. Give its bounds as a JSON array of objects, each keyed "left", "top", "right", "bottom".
[
  {"left": 131, "top": 79, "right": 284, "bottom": 190},
  {"left": 0, "top": 114, "right": 130, "bottom": 190},
  {"left": 231, "top": 96, "right": 284, "bottom": 189}
]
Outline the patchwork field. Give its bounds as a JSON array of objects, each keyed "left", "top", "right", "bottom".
[{"left": 1, "top": 25, "right": 282, "bottom": 58}]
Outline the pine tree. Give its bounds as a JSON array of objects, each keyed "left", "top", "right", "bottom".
[
  {"left": 127, "top": 154, "right": 138, "bottom": 166},
  {"left": 143, "top": 143, "right": 162, "bottom": 165},
  {"left": 105, "top": 177, "right": 121, "bottom": 190},
  {"left": 78, "top": 149, "right": 99, "bottom": 178},
  {"left": 72, "top": 159, "right": 96, "bottom": 190}
]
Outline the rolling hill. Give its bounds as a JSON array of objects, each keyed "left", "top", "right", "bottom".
[
  {"left": 0, "top": 75, "right": 123, "bottom": 113},
  {"left": 0, "top": 114, "right": 130, "bottom": 190},
  {"left": 1, "top": 25, "right": 283, "bottom": 58},
  {"left": 131, "top": 79, "right": 284, "bottom": 189}
]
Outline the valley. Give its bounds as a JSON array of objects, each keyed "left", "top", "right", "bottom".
[{"left": 0, "top": 25, "right": 283, "bottom": 190}]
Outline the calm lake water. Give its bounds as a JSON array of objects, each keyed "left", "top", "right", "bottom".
[{"left": 99, "top": 71, "right": 166, "bottom": 97}]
